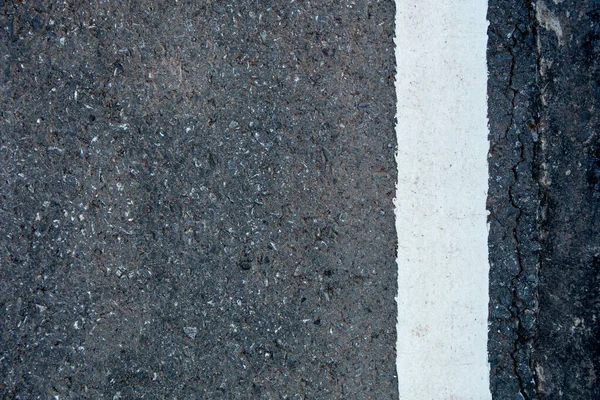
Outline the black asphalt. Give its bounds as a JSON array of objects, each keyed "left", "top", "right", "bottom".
[{"left": 487, "top": 0, "right": 599, "bottom": 398}]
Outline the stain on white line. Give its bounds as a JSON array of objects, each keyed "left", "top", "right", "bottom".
[{"left": 394, "top": 1, "right": 491, "bottom": 399}]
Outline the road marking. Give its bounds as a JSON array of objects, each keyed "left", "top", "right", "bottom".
[{"left": 394, "top": 1, "right": 491, "bottom": 399}]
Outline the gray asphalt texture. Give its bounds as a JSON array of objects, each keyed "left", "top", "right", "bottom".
[
  {"left": 487, "top": 0, "right": 599, "bottom": 399},
  {"left": 0, "top": 1, "right": 397, "bottom": 398}
]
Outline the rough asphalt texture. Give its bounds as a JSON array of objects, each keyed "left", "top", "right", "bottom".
[
  {"left": 487, "top": 1, "right": 541, "bottom": 397},
  {"left": 0, "top": 1, "right": 397, "bottom": 398},
  {"left": 487, "top": 0, "right": 599, "bottom": 399},
  {"left": 3, "top": 0, "right": 598, "bottom": 399}
]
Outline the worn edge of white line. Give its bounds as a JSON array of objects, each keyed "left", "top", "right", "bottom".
[{"left": 394, "top": 1, "right": 492, "bottom": 399}]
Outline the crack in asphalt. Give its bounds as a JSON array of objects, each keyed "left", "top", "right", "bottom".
[
  {"left": 504, "top": 13, "right": 542, "bottom": 398},
  {"left": 529, "top": 14, "right": 545, "bottom": 397},
  {"left": 504, "top": 23, "right": 530, "bottom": 400},
  {"left": 507, "top": 119, "right": 530, "bottom": 400}
]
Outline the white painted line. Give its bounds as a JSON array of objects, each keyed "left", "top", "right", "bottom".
[{"left": 394, "top": 1, "right": 491, "bottom": 399}]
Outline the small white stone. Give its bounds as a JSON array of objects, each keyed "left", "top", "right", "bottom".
[{"left": 183, "top": 326, "right": 198, "bottom": 339}]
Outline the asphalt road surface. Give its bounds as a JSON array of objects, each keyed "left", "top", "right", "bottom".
[
  {"left": 487, "top": 1, "right": 599, "bottom": 398},
  {"left": 0, "top": 0, "right": 598, "bottom": 399},
  {"left": 1, "top": 1, "right": 397, "bottom": 398}
]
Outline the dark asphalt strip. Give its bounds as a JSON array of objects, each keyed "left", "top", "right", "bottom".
[{"left": 487, "top": 1, "right": 600, "bottom": 398}]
